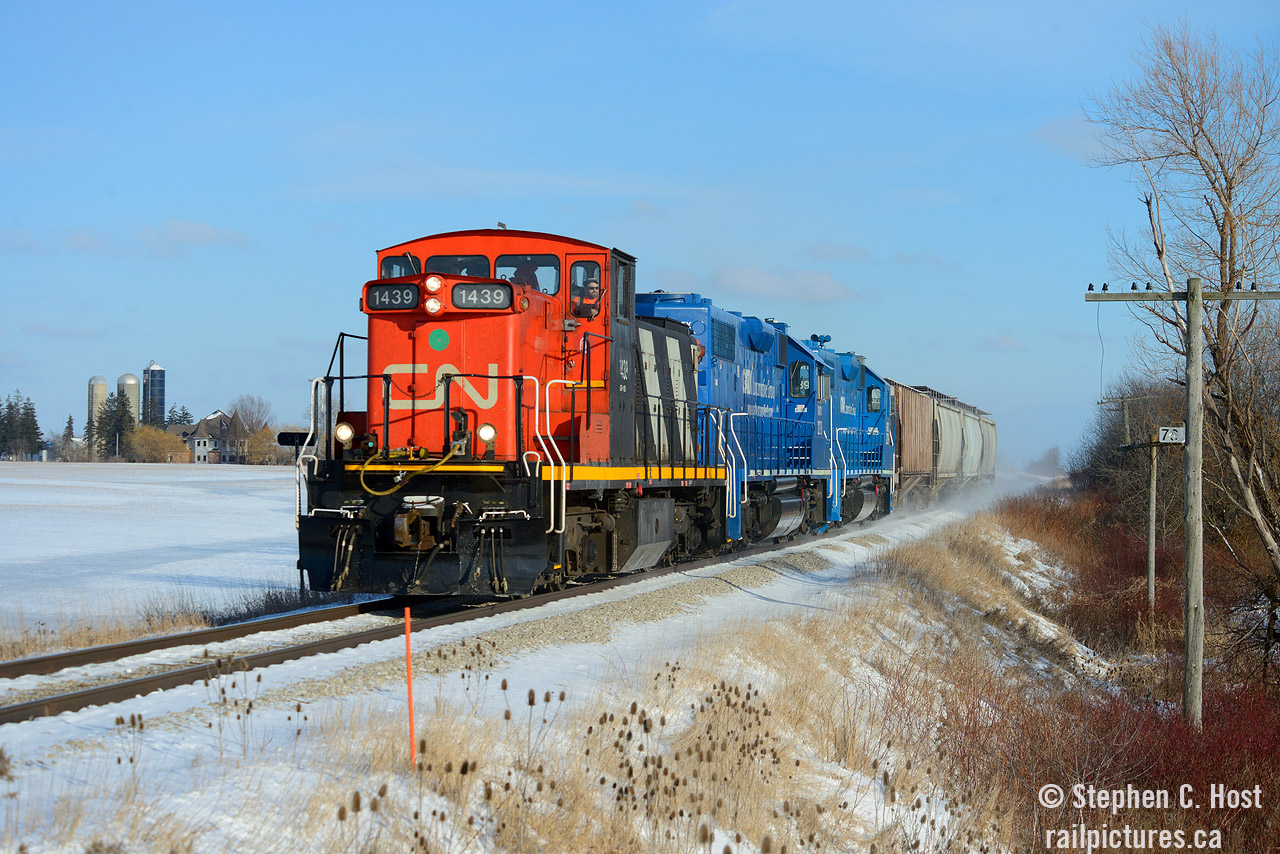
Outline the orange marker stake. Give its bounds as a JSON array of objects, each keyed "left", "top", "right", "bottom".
[{"left": 405, "top": 606, "right": 416, "bottom": 764}]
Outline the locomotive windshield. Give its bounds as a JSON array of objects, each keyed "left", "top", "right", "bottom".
[
  {"left": 867, "top": 386, "right": 882, "bottom": 412},
  {"left": 380, "top": 253, "right": 421, "bottom": 278},
  {"left": 426, "top": 255, "right": 491, "bottom": 278},
  {"left": 789, "top": 361, "right": 811, "bottom": 398},
  {"left": 379, "top": 254, "right": 492, "bottom": 279},
  {"left": 497, "top": 254, "right": 560, "bottom": 294}
]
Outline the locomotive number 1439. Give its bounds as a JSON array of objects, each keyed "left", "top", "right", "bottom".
[
  {"left": 366, "top": 284, "right": 419, "bottom": 310},
  {"left": 452, "top": 283, "right": 512, "bottom": 309}
]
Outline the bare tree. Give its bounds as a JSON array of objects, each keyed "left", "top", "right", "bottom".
[
  {"left": 1087, "top": 24, "right": 1280, "bottom": 684},
  {"left": 227, "top": 394, "right": 274, "bottom": 435},
  {"left": 130, "top": 424, "right": 192, "bottom": 463}
]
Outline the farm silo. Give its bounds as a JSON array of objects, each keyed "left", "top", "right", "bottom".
[
  {"left": 118, "top": 373, "right": 141, "bottom": 424},
  {"left": 142, "top": 360, "right": 165, "bottom": 424},
  {"left": 87, "top": 375, "right": 108, "bottom": 433}
]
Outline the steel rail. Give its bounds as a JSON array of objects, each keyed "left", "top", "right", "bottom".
[
  {"left": 0, "top": 531, "right": 832, "bottom": 726},
  {"left": 0, "top": 597, "right": 411, "bottom": 681}
]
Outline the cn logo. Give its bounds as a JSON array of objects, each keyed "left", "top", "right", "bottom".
[{"left": 385, "top": 363, "right": 500, "bottom": 410}]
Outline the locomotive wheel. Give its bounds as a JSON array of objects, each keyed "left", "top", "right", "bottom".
[{"left": 536, "top": 569, "right": 566, "bottom": 593}]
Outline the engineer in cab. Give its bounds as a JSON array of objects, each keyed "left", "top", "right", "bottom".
[{"left": 572, "top": 277, "right": 603, "bottom": 318}]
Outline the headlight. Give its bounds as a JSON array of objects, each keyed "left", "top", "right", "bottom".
[
  {"left": 424, "top": 297, "right": 443, "bottom": 314},
  {"left": 424, "top": 275, "right": 443, "bottom": 293},
  {"left": 477, "top": 423, "right": 497, "bottom": 443},
  {"left": 334, "top": 422, "right": 355, "bottom": 444}
]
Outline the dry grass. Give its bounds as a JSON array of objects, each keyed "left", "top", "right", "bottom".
[
  {"left": 0, "top": 587, "right": 362, "bottom": 663},
  {"left": 19, "top": 510, "right": 1270, "bottom": 852},
  {"left": 3, "top": 521, "right": 1025, "bottom": 852},
  {"left": 0, "top": 610, "right": 211, "bottom": 663},
  {"left": 272, "top": 530, "right": 1033, "bottom": 854}
]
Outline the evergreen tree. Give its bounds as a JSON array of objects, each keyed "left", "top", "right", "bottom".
[
  {"left": 95, "top": 393, "right": 135, "bottom": 460},
  {"left": 60, "top": 415, "right": 75, "bottom": 461},
  {"left": 18, "top": 397, "right": 40, "bottom": 452},
  {"left": 166, "top": 404, "right": 194, "bottom": 426},
  {"left": 0, "top": 393, "right": 15, "bottom": 457},
  {"left": 85, "top": 410, "right": 96, "bottom": 461},
  {"left": 0, "top": 391, "right": 41, "bottom": 458}
]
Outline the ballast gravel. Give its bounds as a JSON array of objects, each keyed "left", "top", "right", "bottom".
[{"left": 272, "top": 547, "right": 849, "bottom": 708}]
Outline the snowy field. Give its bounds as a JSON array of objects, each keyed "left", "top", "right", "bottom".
[
  {"left": 0, "top": 462, "right": 301, "bottom": 628},
  {"left": 0, "top": 462, "right": 1041, "bottom": 852}
]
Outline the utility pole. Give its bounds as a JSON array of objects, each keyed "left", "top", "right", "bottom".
[
  {"left": 1086, "top": 278, "right": 1280, "bottom": 730},
  {"left": 1119, "top": 428, "right": 1183, "bottom": 637},
  {"left": 1147, "top": 439, "right": 1157, "bottom": 627},
  {"left": 1098, "top": 394, "right": 1154, "bottom": 445}
]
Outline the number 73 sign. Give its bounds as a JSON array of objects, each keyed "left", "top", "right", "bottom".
[{"left": 1159, "top": 426, "right": 1186, "bottom": 444}]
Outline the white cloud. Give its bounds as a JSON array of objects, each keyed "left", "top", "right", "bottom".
[
  {"left": 1029, "top": 115, "right": 1105, "bottom": 160},
  {"left": 137, "top": 220, "right": 249, "bottom": 256},
  {"left": 893, "top": 250, "right": 959, "bottom": 272},
  {"left": 807, "top": 241, "right": 873, "bottom": 262},
  {"left": 628, "top": 200, "right": 665, "bottom": 216},
  {"left": 23, "top": 321, "right": 104, "bottom": 340},
  {"left": 983, "top": 334, "right": 1025, "bottom": 351},
  {"left": 63, "top": 229, "right": 125, "bottom": 255},
  {"left": 710, "top": 265, "right": 864, "bottom": 303},
  {"left": 0, "top": 229, "right": 46, "bottom": 253},
  {"left": 55, "top": 220, "right": 249, "bottom": 257}
]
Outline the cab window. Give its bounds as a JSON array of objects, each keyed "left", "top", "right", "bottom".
[
  {"left": 789, "top": 362, "right": 811, "bottom": 399},
  {"left": 867, "top": 386, "right": 882, "bottom": 412},
  {"left": 570, "top": 261, "right": 603, "bottom": 318},
  {"left": 611, "top": 255, "right": 635, "bottom": 320},
  {"left": 380, "top": 254, "right": 421, "bottom": 278},
  {"left": 497, "top": 254, "right": 560, "bottom": 294},
  {"left": 426, "top": 255, "right": 490, "bottom": 277}
]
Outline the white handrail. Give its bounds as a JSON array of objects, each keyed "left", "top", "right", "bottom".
[
  {"left": 829, "top": 397, "right": 840, "bottom": 515},
  {"left": 728, "top": 412, "right": 749, "bottom": 509},
  {"left": 709, "top": 410, "right": 737, "bottom": 520},
  {"left": 520, "top": 375, "right": 551, "bottom": 483},
  {"left": 295, "top": 378, "right": 323, "bottom": 524},
  {"left": 834, "top": 427, "right": 850, "bottom": 478},
  {"left": 522, "top": 450, "right": 542, "bottom": 478}
]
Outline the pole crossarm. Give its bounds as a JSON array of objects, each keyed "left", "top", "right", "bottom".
[{"left": 1086, "top": 291, "right": 1280, "bottom": 302}]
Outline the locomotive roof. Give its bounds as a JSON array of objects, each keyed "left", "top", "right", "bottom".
[{"left": 379, "top": 228, "right": 618, "bottom": 256}]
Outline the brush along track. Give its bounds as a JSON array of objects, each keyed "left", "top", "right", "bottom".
[{"left": 0, "top": 530, "right": 846, "bottom": 725}]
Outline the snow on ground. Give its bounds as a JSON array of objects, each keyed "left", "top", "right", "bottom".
[
  {"left": 0, "top": 463, "right": 301, "bottom": 627},
  {"left": 0, "top": 462, "right": 1061, "bottom": 852}
]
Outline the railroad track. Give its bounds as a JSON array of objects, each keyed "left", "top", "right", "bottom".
[
  {"left": 0, "top": 597, "right": 415, "bottom": 681},
  {"left": 0, "top": 531, "right": 847, "bottom": 726},
  {"left": 0, "top": 597, "right": 417, "bottom": 723}
]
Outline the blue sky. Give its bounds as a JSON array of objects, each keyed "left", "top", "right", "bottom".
[{"left": 3, "top": 1, "right": 1277, "bottom": 466}]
